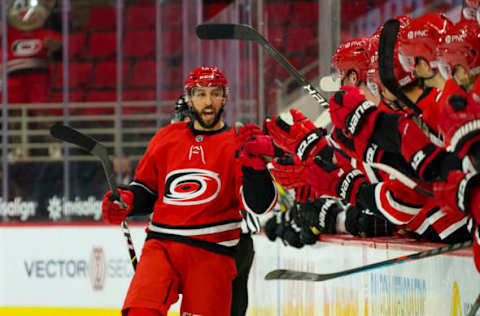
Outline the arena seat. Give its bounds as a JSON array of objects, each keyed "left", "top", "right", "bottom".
[
  {"left": 264, "top": 2, "right": 291, "bottom": 26},
  {"left": 266, "top": 26, "right": 286, "bottom": 51},
  {"left": 123, "top": 89, "right": 157, "bottom": 101},
  {"left": 68, "top": 33, "right": 86, "bottom": 60},
  {"left": 161, "top": 2, "right": 182, "bottom": 28},
  {"left": 291, "top": 1, "right": 318, "bottom": 27},
  {"left": 91, "top": 61, "right": 129, "bottom": 88},
  {"left": 129, "top": 60, "right": 157, "bottom": 87},
  {"left": 123, "top": 31, "right": 155, "bottom": 58},
  {"left": 126, "top": 5, "right": 156, "bottom": 30},
  {"left": 87, "top": 6, "right": 116, "bottom": 31},
  {"left": 161, "top": 28, "right": 182, "bottom": 57},
  {"left": 86, "top": 32, "right": 117, "bottom": 59},
  {"left": 51, "top": 90, "right": 85, "bottom": 102},
  {"left": 286, "top": 27, "right": 314, "bottom": 52},
  {"left": 54, "top": 62, "right": 93, "bottom": 89}
]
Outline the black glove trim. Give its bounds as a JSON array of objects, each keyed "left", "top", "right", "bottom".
[
  {"left": 344, "top": 100, "right": 377, "bottom": 136},
  {"left": 447, "top": 119, "right": 480, "bottom": 156},
  {"left": 336, "top": 169, "right": 365, "bottom": 202},
  {"left": 295, "top": 129, "right": 325, "bottom": 161},
  {"left": 409, "top": 143, "right": 436, "bottom": 174},
  {"left": 456, "top": 172, "right": 480, "bottom": 214}
]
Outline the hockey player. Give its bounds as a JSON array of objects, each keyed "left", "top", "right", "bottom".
[
  {"left": 171, "top": 93, "right": 262, "bottom": 316},
  {"left": 101, "top": 66, "right": 277, "bottom": 316}
]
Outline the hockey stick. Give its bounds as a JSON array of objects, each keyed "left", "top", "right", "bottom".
[
  {"left": 369, "top": 162, "right": 433, "bottom": 197},
  {"left": 49, "top": 123, "right": 138, "bottom": 270},
  {"left": 378, "top": 19, "right": 422, "bottom": 115},
  {"left": 265, "top": 239, "right": 472, "bottom": 281},
  {"left": 468, "top": 293, "right": 480, "bottom": 316},
  {"left": 196, "top": 23, "right": 329, "bottom": 109}
]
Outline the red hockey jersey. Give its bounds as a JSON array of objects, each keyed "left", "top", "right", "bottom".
[{"left": 133, "top": 122, "right": 263, "bottom": 250}]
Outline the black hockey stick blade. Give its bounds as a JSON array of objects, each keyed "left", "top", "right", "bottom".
[
  {"left": 49, "top": 123, "right": 123, "bottom": 206},
  {"left": 196, "top": 23, "right": 329, "bottom": 109},
  {"left": 378, "top": 19, "right": 422, "bottom": 115},
  {"left": 265, "top": 240, "right": 472, "bottom": 281},
  {"left": 196, "top": 23, "right": 265, "bottom": 43}
]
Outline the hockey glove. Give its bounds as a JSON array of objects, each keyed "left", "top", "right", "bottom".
[
  {"left": 344, "top": 205, "right": 393, "bottom": 237},
  {"left": 102, "top": 189, "right": 134, "bottom": 224},
  {"left": 267, "top": 109, "right": 327, "bottom": 160},
  {"left": 299, "top": 197, "right": 341, "bottom": 235},
  {"left": 305, "top": 154, "right": 367, "bottom": 205},
  {"left": 329, "top": 85, "right": 378, "bottom": 137},
  {"left": 270, "top": 155, "right": 308, "bottom": 189},
  {"left": 433, "top": 170, "right": 480, "bottom": 220}
]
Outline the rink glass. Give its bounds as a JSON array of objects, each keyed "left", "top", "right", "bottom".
[{"left": 0, "top": 0, "right": 463, "bottom": 223}]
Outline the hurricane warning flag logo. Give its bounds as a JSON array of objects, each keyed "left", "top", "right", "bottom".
[{"left": 164, "top": 169, "right": 221, "bottom": 205}]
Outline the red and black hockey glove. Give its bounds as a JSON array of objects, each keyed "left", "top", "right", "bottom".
[
  {"left": 267, "top": 109, "right": 327, "bottom": 161},
  {"left": 305, "top": 153, "right": 367, "bottom": 205},
  {"left": 441, "top": 93, "right": 480, "bottom": 159},
  {"left": 235, "top": 123, "right": 273, "bottom": 170},
  {"left": 329, "top": 85, "right": 378, "bottom": 137},
  {"left": 270, "top": 155, "right": 307, "bottom": 189},
  {"left": 102, "top": 189, "right": 134, "bottom": 224},
  {"left": 433, "top": 170, "right": 480, "bottom": 221},
  {"left": 298, "top": 197, "right": 341, "bottom": 235}
]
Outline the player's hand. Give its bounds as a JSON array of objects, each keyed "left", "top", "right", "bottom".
[
  {"left": 298, "top": 197, "right": 341, "bottom": 235},
  {"left": 329, "top": 85, "right": 376, "bottom": 136},
  {"left": 270, "top": 155, "right": 308, "bottom": 189},
  {"left": 305, "top": 154, "right": 367, "bottom": 205},
  {"left": 267, "top": 109, "right": 326, "bottom": 161},
  {"left": 433, "top": 170, "right": 480, "bottom": 219},
  {"left": 243, "top": 134, "right": 275, "bottom": 158},
  {"left": 102, "top": 189, "right": 134, "bottom": 224}
]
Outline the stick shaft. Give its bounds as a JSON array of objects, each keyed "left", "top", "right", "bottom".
[{"left": 50, "top": 124, "right": 137, "bottom": 270}]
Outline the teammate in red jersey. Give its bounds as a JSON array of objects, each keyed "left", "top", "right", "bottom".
[{"left": 101, "top": 66, "right": 277, "bottom": 316}]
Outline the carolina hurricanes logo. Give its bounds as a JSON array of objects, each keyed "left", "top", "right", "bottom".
[
  {"left": 164, "top": 169, "right": 221, "bottom": 205},
  {"left": 12, "top": 39, "right": 42, "bottom": 57}
]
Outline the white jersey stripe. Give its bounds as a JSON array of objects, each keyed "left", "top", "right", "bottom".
[{"left": 148, "top": 221, "right": 241, "bottom": 236}]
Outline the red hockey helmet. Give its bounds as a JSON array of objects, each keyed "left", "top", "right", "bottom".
[
  {"left": 368, "top": 29, "right": 416, "bottom": 90},
  {"left": 437, "top": 19, "right": 480, "bottom": 79},
  {"left": 331, "top": 36, "right": 372, "bottom": 83},
  {"left": 397, "top": 13, "right": 453, "bottom": 72},
  {"left": 184, "top": 66, "right": 228, "bottom": 96},
  {"left": 368, "top": 15, "right": 415, "bottom": 91}
]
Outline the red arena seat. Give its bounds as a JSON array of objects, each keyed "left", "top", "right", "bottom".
[
  {"left": 123, "top": 31, "right": 155, "bottom": 58},
  {"left": 129, "top": 60, "right": 157, "bottom": 87},
  {"left": 86, "top": 32, "right": 116, "bottom": 59},
  {"left": 126, "top": 5, "right": 156, "bottom": 30},
  {"left": 286, "top": 27, "right": 315, "bottom": 52},
  {"left": 69, "top": 33, "right": 86, "bottom": 60},
  {"left": 91, "top": 61, "right": 129, "bottom": 88},
  {"left": 264, "top": 2, "right": 291, "bottom": 26},
  {"left": 54, "top": 62, "right": 93, "bottom": 89},
  {"left": 87, "top": 6, "right": 116, "bottom": 31},
  {"left": 291, "top": 1, "right": 318, "bottom": 28}
]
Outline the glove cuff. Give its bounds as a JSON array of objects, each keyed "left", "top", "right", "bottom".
[
  {"left": 295, "top": 128, "right": 325, "bottom": 161},
  {"left": 457, "top": 172, "right": 480, "bottom": 214},
  {"left": 312, "top": 198, "right": 340, "bottom": 234},
  {"left": 344, "top": 100, "right": 377, "bottom": 136},
  {"left": 336, "top": 169, "right": 366, "bottom": 205}
]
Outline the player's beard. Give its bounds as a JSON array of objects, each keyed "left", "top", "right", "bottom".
[{"left": 191, "top": 105, "right": 224, "bottom": 129}]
